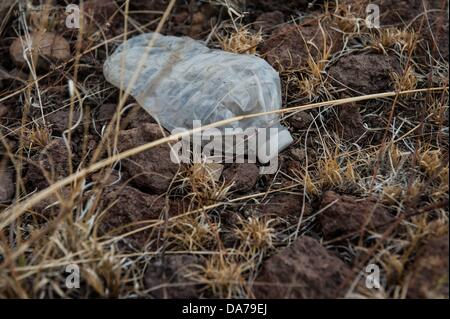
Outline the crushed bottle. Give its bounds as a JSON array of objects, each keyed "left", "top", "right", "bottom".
[{"left": 103, "top": 32, "right": 293, "bottom": 164}]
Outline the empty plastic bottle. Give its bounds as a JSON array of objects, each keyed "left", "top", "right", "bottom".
[{"left": 103, "top": 32, "right": 293, "bottom": 163}]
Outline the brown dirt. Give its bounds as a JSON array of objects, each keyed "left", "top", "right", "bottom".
[
  {"left": 23, "top": 138, "right": 77, "bottom": 214},
  {"left": 94, "top": 103, "right": 117, "bottom": 128},
  {"left": 83, "top": 0, "right": 117, "bottom": 26},
  {"left": 260, "top": 21, "right": 342, "bottom": 71},
  {"left": 253, "top": 235, "right": 353, "bottom": 298},
  {"left": 123, "top": 104, "right": 157, "bottom": 129}
]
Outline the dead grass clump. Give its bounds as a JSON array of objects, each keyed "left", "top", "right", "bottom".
[
  {"left": 219, "top": 26, "right": 262, "bottom": 54},
  {"left": 189, "top": 254, "right": 249, "bottom": 298},
  {"left": 233, "top": 215, "right": 276, "bottom": 253}
]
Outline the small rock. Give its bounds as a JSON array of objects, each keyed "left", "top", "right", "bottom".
[
  {"left": 192, "top": 12, "right": 205, "bottom": 25},
  {"left": 144, "top": 255, "right": 199, "bottom": 299},
  {"left": 222, "top": 163, "right": 259, "bottom": 193},
  {"left": 287, "top": 110, "right": 313, "bottom": 130},
  {"left": 407, "top": 234, "right": 449, "bottom": 299},
  {"left": 318, "top": 191, "right": 394, "bottom": 239},
  {"left": 117, "top": 123, "right": 178, "bottom": 194},
  {"left": 329, "top": 54, "right": 401, "bottom": 94},
  {"left": 0, "top": 169, "right": 15, "bottom": 203},
  {"left": 10, "top": 32, "right": 71, "bottom": 70},
  {"left": 94, "top": 169, "right": 185, "bottom": 214},
  {"left": 253, "top": 236, "right": 353, "bottom": 298},
  {"left": 261, "top": 193, "right": 311, "bottom": 218}
]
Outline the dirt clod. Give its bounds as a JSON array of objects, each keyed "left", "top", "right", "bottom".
[
  {"left": 10, "top": 32, "right": 71, "bottom": 70},
  {"left": 97, "top": 183, "right": 166, "bottom": 244},
  {"left": 261, "top": 193, "right": 311, "bottom": 218},
  {"left": 24, "top": 138, "right": 75, "bottom": 213},
  {"left": 117, "top": 123, "right": 178, "bottom": 194},
  {"left": 329, "top": 54, "right": 401, "bottom": 94},
  {"left": 123, "top": 105, "right": 157, "bottom": 129},
  {"left": 318, "top": 191, "right": 394, "bottom": 239},
  {"left": 222, "top": 163, "right": 259, "bottom": 193},
  {"left": 253, "top": 235, "right": 352, "bottom": 298},
  {"left": 0, "top": 103, "right": 8, "bottom": 119}
]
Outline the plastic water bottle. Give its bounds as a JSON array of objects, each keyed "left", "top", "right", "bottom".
[{"left": 103, "top": 33, "right": 293, "bottom": 165}]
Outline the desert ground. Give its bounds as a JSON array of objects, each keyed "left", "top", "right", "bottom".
[{"left": 0, "top": 0, "right": 448, "bottom": 298}]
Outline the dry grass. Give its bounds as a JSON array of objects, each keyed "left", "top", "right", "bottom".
[{"left": 219, "top": 26, "right": 262, "bottom": 54}]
